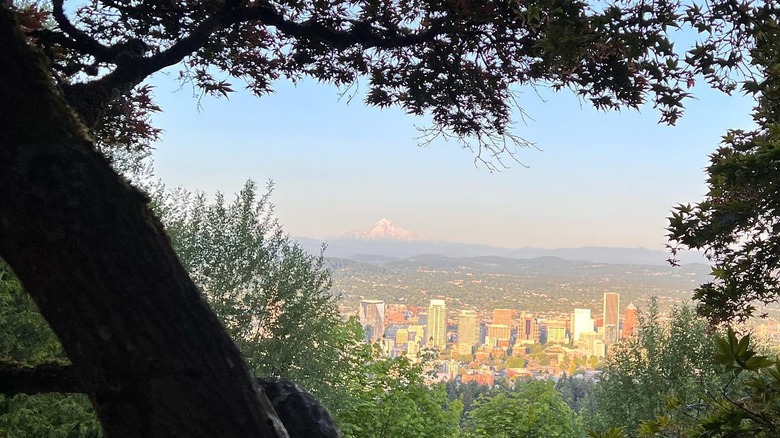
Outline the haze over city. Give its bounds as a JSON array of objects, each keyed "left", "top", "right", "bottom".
[{"left": 149, "top": 74, "right": 757, "bottom": 250}]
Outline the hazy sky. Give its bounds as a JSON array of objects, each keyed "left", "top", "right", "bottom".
[{"left": 148, "top": 70, "right": 756, "bottom": 250}]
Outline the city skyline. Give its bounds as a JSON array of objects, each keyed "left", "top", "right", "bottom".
[{"left": 354, "top": 293, "right": 644, "bottom": 374}]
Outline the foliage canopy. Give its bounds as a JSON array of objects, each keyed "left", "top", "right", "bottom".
[
  {"left": 11, "top": 0, "right": 771, "bottom": 166},
  {"left": 667, "top": 14, "right": 780, "bottom": 323}
]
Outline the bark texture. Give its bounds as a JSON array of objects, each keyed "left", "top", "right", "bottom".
[
  {"left": 0, "top": 362, "right": 342, "bottom": 438},
  {"left": 0, "top": 8, "right": 287, "bottom": 437}
]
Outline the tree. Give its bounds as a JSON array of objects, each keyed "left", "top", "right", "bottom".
[
  {"left": 597, "top": 329, "right": 780, "bottom": 438},
  {"left": 590, "top": 299, "right": 720, "bottom": 437},
  {"left": 464, "top": 379, "right": 581, "bottom": 437},
  {"left": 150, "top": 180, "right": 369, "bottom": 410},
  {"left": 336, "top": 355, "right": 462, "bottom": 438},
  {"left": 667, "top": 12, "right": 780, "bottom": 324},
  {"left": 0, "top": 0, "right": 766, "bottom": 435},
  {"left": 555, "top": 373, "right": 597, "bottom": 413},
  {"left": 444, "top": 379, "right": 494, "bottom": 426},
  {"left": 642, "top": 328, "right": 780, "bottom": 438}
]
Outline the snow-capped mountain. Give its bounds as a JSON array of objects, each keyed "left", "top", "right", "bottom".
[{"left": 343, "top": 219, "right": 425, "bottom": 241}]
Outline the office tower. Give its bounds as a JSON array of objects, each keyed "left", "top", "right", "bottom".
[
  {"left": 546, "top": 320, "right": 568, "bottom": 343},
  {"left": 359, "top": 299, "right": 386, "bottom": 342},
  {"left": 493, "top": 308, "right": 513, "bottom": 327},
  {"left": 427, "top": 299, "right": 447, "bottom": 348},
  {"left": 519, "top": 315, "right": 540, "bottom": 343},
  {"left": 622, "top": 303, "right": 637, "bottom": 338},
  {"left": 603, "top": 292, "right": 620, "bottom": 344},
  {"left": 486, "top": 323, "right": 510, "bottom": 343},
  {"left": 458, "top": 310, "right": 478, "bottom": 355},
  {"left": 572, "top": 308, "right": 593, "bottom": 341}
]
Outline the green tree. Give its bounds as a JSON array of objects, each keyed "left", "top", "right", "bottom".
[
  {"left": 506, "top": 356, "right": 525, "bottom": 369},
  {"left": 666, "top": 9, "right": 780, "bottom": 325},
  {"left": 0, "top": 0, "right": 768, "bottom": 434},
  {"left": 150, "top": 180, "right": 369, "bottom": 410},
  {"left": 337, "top": 355, "right": 462, "bottom": 438},
  {"left": 591, "top": 299, "right": 720, "bottom": 437},
  {"left": 444, "top": 379, "right": 494, "bottom": 426},
  {"left": 465, "top": 380, "right": 581, "bottom": 437},
  {"left": 556, "top": 373, "right": 597, "bottom": 413},
  {"left": 642, "top": 328, "right": 779, "bottom": 438}
]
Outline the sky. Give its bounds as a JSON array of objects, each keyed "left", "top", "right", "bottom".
[{"left": 148, "top": 69, "right": 757, "bottom": 250}]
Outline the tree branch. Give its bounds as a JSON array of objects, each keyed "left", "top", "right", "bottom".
[
  {"left": 61, "top": 0, "right": 443, "bottom": 126},
  {"left": 0, "top": 360, "right": 81, "bottom": 396},
  {"left": 62, "top": 10, "right": 226, "bottom": 126},
  {"left": 0, "top": 362, "right": 341, "bottom": 438},
  {"left": 51, "top": 0, "right": 115, "bottom": 62},
  {"left": 233, "top": 5, "right": 444, "bottom": 49}
]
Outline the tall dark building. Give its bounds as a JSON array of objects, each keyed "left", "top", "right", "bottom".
[{"left": 603, "top": 292, "right": 620, "bottom": 344}]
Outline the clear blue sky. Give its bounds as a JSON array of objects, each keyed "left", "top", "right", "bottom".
[{"left": 148, "top": 71, "right": 756, "bottom": 249}]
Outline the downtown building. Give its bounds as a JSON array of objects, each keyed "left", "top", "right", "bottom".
[
  {"left": 603, "top": 292, "right": 620, "bottom": 345},
  {"left": 571, "top": 308, "right": 594, "bottom": 341},
  {"left": 359, "top": 299, "right": 386, "bottom": 342},
  {"left": 622, "top": 303, "right": 637, "bottom": 338},
  {"left": 427, "top": 299, "right": 447, "bottom": 348},
  {"left": 457, "top": 310, "right": 478, "bottom": 355}
]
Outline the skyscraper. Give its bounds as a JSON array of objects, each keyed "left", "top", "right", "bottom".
[
  {"left": 622, "top": 303, "right": 637, "bottom": 338},
  {"left": 359, "top": 299, "right": 386, "bottom": 342},
  {"left": 603, "top": 292, "right": 620, "bottom": 344},
  {"left": 493, "top": 308, "right": 513, "bottom": 327},
  {"left": 572, "top": 308, "right": 593, "bottom": 341},
  {"left": 519, "top": 315, "right": 540, "bottom": 343},
  {"left": 545, "top": 320, "right": 568, "bottom": 343},
  {"left": 486, "top": 323, "right": 510, "bottom": 346},
  {"left": 458, "top": 310, "right": 477, "bottom": 355},
  {"left": 427, "top": 299, "right": 447, "bottom": 348}
]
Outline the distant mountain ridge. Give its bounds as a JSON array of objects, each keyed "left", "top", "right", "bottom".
[
  {"left": 295, "top": 236, "right": 706, "bottom": 266},
  {"left": 296, "top": 219, "right": 707, "bottom": 266}
]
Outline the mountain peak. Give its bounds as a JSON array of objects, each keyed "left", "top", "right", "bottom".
[{"left": 344, "top": 219, "right": 425, "bottom": 241}]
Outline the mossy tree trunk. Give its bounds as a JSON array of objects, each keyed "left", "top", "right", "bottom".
[{"left": 0, "top": 8, "right": 287, "bottom": 438}]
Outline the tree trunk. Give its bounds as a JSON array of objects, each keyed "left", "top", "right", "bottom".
[{"left": 0, "top": 8, "right": 287, "bottom": 438}]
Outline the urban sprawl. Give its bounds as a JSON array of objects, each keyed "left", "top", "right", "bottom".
[{"left": 354, "top": 293, "right": 628, "bottom": 385}]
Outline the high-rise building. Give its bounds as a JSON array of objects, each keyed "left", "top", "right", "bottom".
[
  {"left": 622, "top": 303, "right": 637, "bottom": 338},
  {"left": 572, "top": 308, "right": 593, "bottom": 341},
  {"left": 519, "top": 315, "right": 540, "bottom": 343},
  {"left": 546, "top": 320, "right": 568, "bottom": 343},
  {"left": 486, "top": 323, "right": 510, "bottom": 342},
  {"left": 603, "top": 292, "right": 620, "bottom": 344},
  {"left": 359, "top": 299, "right": 386, "bottom": 342},
  {"left": 458, "top": 310, "right": 478, "bottom": 355},
  {"left": 427, "top": 299, "right": 447, "bottom": 348},
  {"left": 493, "top": 308, "right": 513, "bottom": 327}
]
